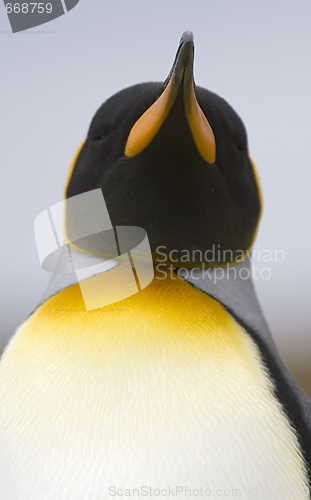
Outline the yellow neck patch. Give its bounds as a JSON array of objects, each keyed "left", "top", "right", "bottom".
[{"left": 23, "top": 271, "right": 244, "bottom": 357}]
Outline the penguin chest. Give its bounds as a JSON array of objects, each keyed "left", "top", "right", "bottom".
[{"left": 0, "top": 277, "right": 307, "bottom": 500}]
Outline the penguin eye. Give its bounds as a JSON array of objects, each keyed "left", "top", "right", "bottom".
[
  {"left": 231, "top": 135, "right": 247, "bottom": 153},
  {"left": 89, "top": 123, "right": 112, "bottom": 142},
  {"left": 233, "top": 142, "right": 244, "bottom": 152},
  {"left": 230, "top": 128, "right": 247, "bottom": 153},
  {"left": 93, "top": 132, "right": 110, "bottom": 142}
]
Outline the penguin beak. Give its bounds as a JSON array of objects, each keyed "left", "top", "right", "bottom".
[{"left": 125, "top": 31, "right": 216, "bottom": 164}]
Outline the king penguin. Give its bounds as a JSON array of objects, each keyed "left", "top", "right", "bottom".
[{"left": 0, "top": 32, "right": 310, "bottom": 500}]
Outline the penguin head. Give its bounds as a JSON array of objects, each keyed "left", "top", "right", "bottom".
[{"left": 66, "top": 32, "right": 261, "bottom": 268}]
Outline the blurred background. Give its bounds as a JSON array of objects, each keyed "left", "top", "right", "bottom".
[{"left": 0, "top": 0, "right": 310, "bottom": 396}]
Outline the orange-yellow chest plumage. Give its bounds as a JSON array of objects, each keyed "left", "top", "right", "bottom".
[{"left": 0, "top": 273, "right": 307, "bottom": 499}]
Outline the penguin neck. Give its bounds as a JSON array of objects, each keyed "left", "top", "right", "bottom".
[{"left": 30, "top": 270, "right": 242, "bottom": 350}]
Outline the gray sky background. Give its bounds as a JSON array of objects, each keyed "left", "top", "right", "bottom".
[{"left": 0, "top": 1, "right": 310, "bottom": 374}]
